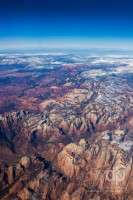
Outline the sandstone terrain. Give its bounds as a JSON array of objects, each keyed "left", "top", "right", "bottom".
[{"left": 0, "top": 52, "right": 133, "bottom": 199}]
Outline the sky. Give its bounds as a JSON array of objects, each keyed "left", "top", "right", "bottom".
[{"left": 0, "top": 0, "right": 133, "bottom": 49}]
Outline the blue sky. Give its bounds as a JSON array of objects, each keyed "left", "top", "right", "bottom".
[{"left": 0, "top": 0, "right": 133, "bottom": 49}]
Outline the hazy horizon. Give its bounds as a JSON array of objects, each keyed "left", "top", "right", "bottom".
[{"left": 0, "top": 37, "right": 133, "bottom": 50}]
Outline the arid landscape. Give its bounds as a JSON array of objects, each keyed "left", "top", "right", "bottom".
[{"left": 0, "top": 51, "right": 133, "bottom": 200}]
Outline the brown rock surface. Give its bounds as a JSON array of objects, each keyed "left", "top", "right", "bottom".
[{"left": 0, "top": 53, "right": 133, "bottom": 199}]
